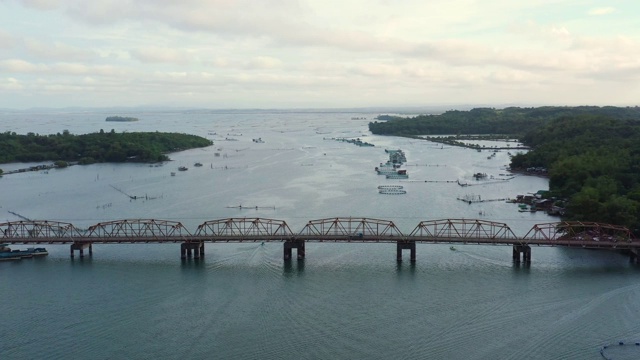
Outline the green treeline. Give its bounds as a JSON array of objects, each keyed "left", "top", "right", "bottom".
[
  {"left": 370, "top": 106, "right": 640, "bottom": 230},
  {"left": 369, "top": 106, "right": 640, "bottom": 136},
  {"left": 0, "top": 130, "right": 213, "bottom": 164},
  {"left": 511, "top": 115, "right": 640, "bottom": 231}
]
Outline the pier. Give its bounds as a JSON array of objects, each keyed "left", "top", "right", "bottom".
[{"left": 1, "top": 218, "right": 637, "bottom": 264}]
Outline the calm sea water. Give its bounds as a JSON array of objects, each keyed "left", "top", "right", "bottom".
[{"left": 1, "top": 109, "right": 640, "bottom": 359}]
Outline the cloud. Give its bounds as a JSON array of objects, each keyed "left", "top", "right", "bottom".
[
  {"left": 1, "top": 77, "right": 24, "bottom": 90},
  {"left": 243, "top": 56, "right": 282, "bottom": 70},
  {"left": 0, "top": 58, "right": 129, "bottom": 77},
  {"left": 2, "top": 1, "right": 640, "bottom": 108},
  {"left": 130, "top": 47, "right": 190, "bottom": 64},
  {"left": 23, "top": 38, "right": 94, "bottom": 61},
  {"left": 349, "top": 63, "right": 402, "bottom": 77},
  {"left": 0, "top": 29, "right": 16, "bottom": 48},
  {"left": 16, "top": 0, "right": 62, "bottom": 10},
  {"left": 0, "top": 59, "right": 46, "bottom": 73},
  {"left": 588, "top": 7, "right": 615, "bottom": 16}
]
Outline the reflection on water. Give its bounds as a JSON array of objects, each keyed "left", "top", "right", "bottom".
[{"left": 283, "top": 259, "right": 305, "bottom": 276}]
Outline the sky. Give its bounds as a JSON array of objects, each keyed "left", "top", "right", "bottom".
[{"left": 0, "top": 0, "right": 639, "bottom": 109}]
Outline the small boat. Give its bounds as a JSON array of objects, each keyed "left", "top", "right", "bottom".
[
  {"left": 171, "top": 172, "right": 176, "bottom": 176},
  {"left": 178, "top": 166, "right": 188, "bottom": 171},
  {"left": 194, "top": 162, "right": 203, "bottom": 167},
  {"left": 450, "top": 246, "right": 457, "bottom": 251},
  {"left": 27, "top": 247, "right": 48, "bottom": 256},
  {"left": 0, "top": 244, "right": 48, "bottom": 260}
]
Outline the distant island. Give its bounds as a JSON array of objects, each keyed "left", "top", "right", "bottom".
[
  {"left": 106, "top": 116, "right": 139, "bottom": 122},
  {"left": 0, "top": 130, "right": 212, "bottom": 164}
]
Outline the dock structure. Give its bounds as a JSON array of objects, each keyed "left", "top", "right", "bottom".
[
  {"left": 457, "top": 195, "right": 511, "bottom": 204},
  {"left": 1, "top": 218, "right": 638, "bottom": 265}
]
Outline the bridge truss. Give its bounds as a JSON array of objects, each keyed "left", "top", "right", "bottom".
[
  {"left": 0, "top": 220, "right": 80, "bottom": 242},
  {"left": 409, "top": 219, "right": 517, "bottom": 241},
  {"left": 523, "top": 221, "right": 633, "bottom": 247},
  {"left": 195, "top": 218, "right": 293, "bottom": 241},
  {"left": 3, "top": 218, "right": 640, "bottom": 262},
  {"left": 299, "top": 217, "right": 403, "bottom": 241},
  {"left": 85, "top": 219, "right": 190, "bottom": 242}
]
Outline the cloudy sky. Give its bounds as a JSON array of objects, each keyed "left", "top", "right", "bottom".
[{"left": 0, "top": 0, "right": 638, "bottom": 109}]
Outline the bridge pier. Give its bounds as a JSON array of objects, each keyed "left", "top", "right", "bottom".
[
  {"left": 629, "top": 249, "right": 639, "bottom": 264},
  {"left": 70, "top": 243, "right": 92, "bottom": 258},
  {"left": 181, "top": 242, "right": 204, "bottom": 260},
  {"left": 284, "top": 240, "right": 305, "bottom": 260},
  {"left": 396, "top": 241, "right": 416, "bottom": 262},
  {"left": 512, "top": 245, "right": 531, "bottom": 263}
]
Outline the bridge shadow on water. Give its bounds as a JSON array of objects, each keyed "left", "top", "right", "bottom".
[
  {"left": 69, "top": 256, "right": 93, "bottom": 266},
  {"left": 395, "top": 261, "right": 416, "bottom": 275},
  {"left": 511, "top": 260, "right": 531, "bottom": 274},
  {"left": 180, "top": 257, "right": 206, "bottom": 270}
]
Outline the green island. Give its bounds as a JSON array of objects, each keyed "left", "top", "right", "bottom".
[
  {"left": 0, "top": 130, "right": 212, "bottom": 165},
  {"left": 106, "top": 116, "right": 139, "bottom": 122},
  {"left": 369, "top": 106, "right": 640, "bottom": 231}
]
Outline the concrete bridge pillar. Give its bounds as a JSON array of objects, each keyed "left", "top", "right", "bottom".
[
  {"left": 512, "top": 245, "right": 531, "bottom": 263},
  {"left": 70, "top": 243, "right": 92, "bottom": 258},
  {"left": 181, "top": 242, "right": 204, "bottom": 260},
  {"left": 396, "top": 241, "right": 416, "bottom": 262},
  {"left": 284, "top": 240, "right": 305, "bottom": 260}
]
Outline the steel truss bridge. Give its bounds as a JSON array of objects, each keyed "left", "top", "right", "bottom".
[{"left": 1, "top": 218, "right": 638, "bottom": 263}]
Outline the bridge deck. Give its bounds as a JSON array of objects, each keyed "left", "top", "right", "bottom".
[{"left": 2, "top": 235, "right": 638, "bottom": 250}]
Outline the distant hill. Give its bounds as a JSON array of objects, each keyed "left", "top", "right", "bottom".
[{"left": 106, "top": 116, "right": 139, "bottom": 122}]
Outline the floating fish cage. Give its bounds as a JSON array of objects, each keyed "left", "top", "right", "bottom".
[{"left": 378, "top": 185, "right": 407, "bottom": 195}]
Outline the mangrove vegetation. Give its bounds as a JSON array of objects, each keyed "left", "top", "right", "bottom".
[
  {"left": 370, "top": 106, "right": 640, "bottom": 136},
  {"left": 511, "top": 114, "right": 640, "bottom": 231},
  {"left": 0, "top": 130, "right": 213, "bottom": 164},
  {"left": 370, "top": 106, "right": 640, "bottom": 231}
]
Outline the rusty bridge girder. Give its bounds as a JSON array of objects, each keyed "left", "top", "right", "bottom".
[
  {"left": 0, "top": 220, "right": 81, "bottom": 239},
  {"left": 300, "top": 217, "right": 404, "bottom": 238},
  {"left": 2, "top": 218, "right": 639, "bottom": 250},
  {"left": 195, "top": 218, "right": 293, "bottom": 237},
  {"left": 523, "top": 221, "right": 633, "bottom": 243},
  {"left": 409, "top": 219, "right": 517, "bottom": 239},
  {"left": 85, "top": 219, "right": 190, "bottom": 239}
]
